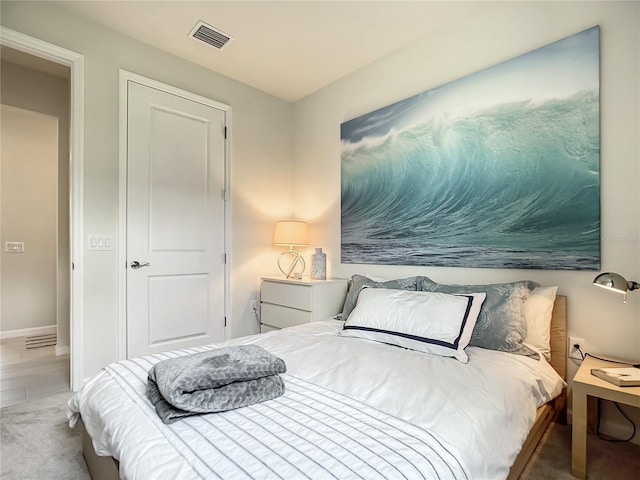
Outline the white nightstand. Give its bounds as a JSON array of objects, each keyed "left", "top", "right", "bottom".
[
  {"left": 260, "top": 277, "right": 348, "bottom": 333},
  {"left": 571, "top": 355, "right": 640, "bottom": 479}
]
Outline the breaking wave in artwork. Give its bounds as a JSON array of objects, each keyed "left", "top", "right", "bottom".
[{"left": 341, "top": 91, "right": 600, "bottom": 270}]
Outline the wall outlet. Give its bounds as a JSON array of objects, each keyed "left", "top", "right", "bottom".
[
  {"left": 569, "top": 336, "right": 586, "bottom": 360},
  {"left": 249, "top": 300, "right": 259, "bottom": 312}
]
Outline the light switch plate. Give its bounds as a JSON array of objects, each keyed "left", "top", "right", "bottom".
[
  {"left": 88, "top": 234, "right": 113, "bottom": 251},
  {"left": 4, "top": 241, "right": 25, "bottom": 253}
]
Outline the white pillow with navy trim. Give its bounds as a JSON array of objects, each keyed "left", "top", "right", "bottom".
[{"left": 340, "top": 288, "right": 486, "bottom": 363}]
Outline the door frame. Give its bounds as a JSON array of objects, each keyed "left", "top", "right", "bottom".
[
  {"left": 118, "top": 70, "right": 232, "bottom": 359},
  {"left": 0, "top": 27, "right": 85, "bottom": 390}
]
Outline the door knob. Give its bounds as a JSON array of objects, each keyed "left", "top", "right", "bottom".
[{"left": 130, "top": 261, "right": 150, "bottom": 269}]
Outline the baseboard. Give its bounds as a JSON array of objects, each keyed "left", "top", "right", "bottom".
[
  {"left": 56, "top": 344, "right": 70, "bottom": 356},
  {"left": 0, "top": 325, "right": 56, "bottom": 340}
]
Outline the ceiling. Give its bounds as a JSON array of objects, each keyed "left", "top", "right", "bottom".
[{"left": 54, "top": 1, "right": 482, "bottom": 102}]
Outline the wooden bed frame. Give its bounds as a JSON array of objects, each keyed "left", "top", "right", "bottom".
[
  {"left": 507, "top": 295, "right": 567, "bottom": 479},
  {"left": 81, "top": 295, "right": 567, "bottom": 480}
]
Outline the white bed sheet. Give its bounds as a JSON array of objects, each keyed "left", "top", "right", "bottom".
[{"left": 69, "top": 319, "right": 564, "bottom": 480}]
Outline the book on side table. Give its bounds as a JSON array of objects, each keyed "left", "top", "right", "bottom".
[{"left": 591, "top": 367, "right": 640, "bottom": 387}]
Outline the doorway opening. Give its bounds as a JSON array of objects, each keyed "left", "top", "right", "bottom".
[
  {"left": 0, "top": 50, "right": 70, "bottom": 406},
  {"left": 0, "top": 28, "right": 84, "bottom": 392}
]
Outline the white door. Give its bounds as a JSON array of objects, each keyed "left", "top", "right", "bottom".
[{"left": 126, "top": 81, "right": 226, "bottom": 358}]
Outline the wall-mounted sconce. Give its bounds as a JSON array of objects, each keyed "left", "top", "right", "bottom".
[{"left": 593, "top": 272, "right": 640, "bottom": 303}]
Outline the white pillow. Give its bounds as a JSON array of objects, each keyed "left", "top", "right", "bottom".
[
  {"left": 523, "top": 286, "right": 558, "bottom": 361},
  {"left": 340, "top": 288, "right": 486, "bottom": 363}
]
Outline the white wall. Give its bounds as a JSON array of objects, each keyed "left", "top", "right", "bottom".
[
  {"left": 293, "top": 1, "right": 640, "bottom": 441},
  {"left": 1, "top": 1, "right": 295, "bottom": 380},
  {"left": 0, "top": 105, "right": 58, "bottom": 333}
]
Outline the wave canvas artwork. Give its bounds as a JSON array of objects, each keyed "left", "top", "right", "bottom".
[{"left": 341, "top": 26, "right": 600, "bottom": 270}]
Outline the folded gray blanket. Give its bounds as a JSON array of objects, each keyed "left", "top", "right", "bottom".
[{"left": 147, "top": 344, "right": 286, "bottom": 424}]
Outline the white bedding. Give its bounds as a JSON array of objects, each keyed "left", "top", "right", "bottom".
[{"left": 69, "top": 319, "right": 564, "bottom": 480}]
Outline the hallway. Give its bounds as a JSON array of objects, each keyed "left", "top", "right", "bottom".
[{"left": 0, "top": 336, "right": 69, "bottom": 408}]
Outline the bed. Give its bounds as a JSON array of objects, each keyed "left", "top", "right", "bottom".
[{"left": 69, "top": 278, "right": 567, "bottom": 480}]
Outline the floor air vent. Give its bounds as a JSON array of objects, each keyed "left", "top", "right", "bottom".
[
  {"left": 25, "top": 333, "right": 57, "bottom": 350},
  {"left": 189, "top": 21, "right": 233, "bottom": 50}
]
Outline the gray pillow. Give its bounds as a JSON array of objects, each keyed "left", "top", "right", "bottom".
[
  {"left": 340, "top": 275, "right": 421, "bottom": 321},
  {"left": 419, "top": 278, "right": 539, "bottom": 357}
]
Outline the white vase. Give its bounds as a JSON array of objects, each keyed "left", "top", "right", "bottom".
[{"left": 311, "top": 248, "right": 327, "bottom": 280}]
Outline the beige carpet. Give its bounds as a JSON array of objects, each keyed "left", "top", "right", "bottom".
[
  {"left": 1, "top": 392, "right": 639, "bottom": 479},
  {"left": 0, "top": 391, "right": 89, "bottom": 479},
  {"left": 521, "top": 421, "right": 640, "bottom": 480}
]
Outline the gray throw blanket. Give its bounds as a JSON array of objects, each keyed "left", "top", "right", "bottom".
[{"left": 147, "top": 345, "right": 286, "bottom": 424}]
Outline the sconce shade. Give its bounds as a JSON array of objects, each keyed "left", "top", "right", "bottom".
[
  {"left": 273, "top": 221, "right": 309, "bottom": 246},
  {"left": 593, "top": 272, "right": 640, "bottom": 303}
]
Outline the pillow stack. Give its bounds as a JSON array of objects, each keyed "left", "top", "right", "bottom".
[{"left": 339, "top": 274, "right": 557, "bottom": 363}]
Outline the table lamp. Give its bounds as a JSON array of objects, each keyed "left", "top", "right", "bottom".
[{"left": 273, "top": 221, "right": 309, "bottom": 279}]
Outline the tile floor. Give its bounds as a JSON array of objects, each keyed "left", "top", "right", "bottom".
[{"left": 0, "top": 336, "right": 70, "bottom": 408}]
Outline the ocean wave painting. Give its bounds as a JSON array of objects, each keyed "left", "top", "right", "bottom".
[{"left": 341, "top": 26, "right": 600, "bottom": 270}]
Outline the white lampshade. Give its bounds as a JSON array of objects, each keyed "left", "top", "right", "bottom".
[{"left": 273, "top": 221, "right": 309, "bottom": 246}]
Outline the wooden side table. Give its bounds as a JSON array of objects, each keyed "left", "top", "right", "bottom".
[{"left": 571, "top": 355, "right": 640, "bottom": 479}]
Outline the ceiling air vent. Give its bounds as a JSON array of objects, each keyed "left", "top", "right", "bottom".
[{"left": 189, "top": 21, "right": 233, "bottom": 50}]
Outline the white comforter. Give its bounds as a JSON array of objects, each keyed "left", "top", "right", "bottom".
[{"left": 69, "top": 320, "right": 564, "bottom": 480}]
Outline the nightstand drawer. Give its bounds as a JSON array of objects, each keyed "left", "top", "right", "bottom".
[
  {"left": 261, "top": 303, "right": 312, "bottom": 329},
  {"left": 261, "top": 281, "right": 312, "bottom": 311},
  {"left": 260, "top": 323, "right": 278, "bottom": 334}
]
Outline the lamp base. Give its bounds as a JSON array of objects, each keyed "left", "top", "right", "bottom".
[{"left": 278, "top": 248, "right": 306, "bottom": 279}]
